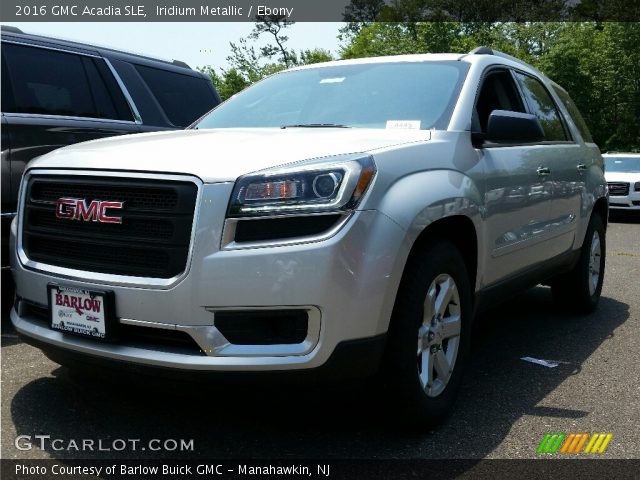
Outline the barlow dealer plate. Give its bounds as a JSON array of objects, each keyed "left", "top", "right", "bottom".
[{"left": 48, "top": 284, "right": 114, "bottom": 340}]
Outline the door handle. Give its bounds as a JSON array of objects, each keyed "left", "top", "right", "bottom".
[
  {"left": 537, "top": 167, "right": 551, "bottom": 176},
  {"left": 577, "top": 163, "right": 587, "bottom": 172}
]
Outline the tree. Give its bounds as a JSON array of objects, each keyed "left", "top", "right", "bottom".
[
  {"left": 199, "top": 66, "right": 250, "bottom": 101},
  {"left": 296, "top": 48, "right": 334, "bottom": 65},
  {"left": 339, "top": 19, "right": 639, "bottom": 151},
  {"left": 250, "top": 14, "right": 295, "bottom": 68},
  {"left": 536, "top": 23, "right": 640, "bottom": 151},
  {"left": 200, "top": 21, "right": 334, "bottom": 100}
]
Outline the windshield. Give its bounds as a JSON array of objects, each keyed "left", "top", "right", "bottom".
[
  {"left": 605, "top": 157, "right": 640, "bottom": 172},
  {"left": 195, "top": 61, "right": 468, "bottom": 130}
]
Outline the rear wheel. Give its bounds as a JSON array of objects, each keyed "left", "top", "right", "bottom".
[
  {"left": 551, "top": 214, "right": 606, "bottom": 313},
  {"left": 382, "top": 241, "right": 472, "bottom": 429}
]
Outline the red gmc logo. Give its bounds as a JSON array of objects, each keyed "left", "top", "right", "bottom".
[{"left": 55, "top": 198, "right": 124, "bottom": 224}]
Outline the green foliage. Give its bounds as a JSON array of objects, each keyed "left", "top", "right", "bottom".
[
  {"left": 296, "top": 48, "right": 334, "bottom": 65},
  {"left": 250, "top": 14, "right": 295, "bottom": 68},
  {"left": 200, "top": 11, "right": 638, "bottom": 151},
  {"left": 200, "top": 20, "right": 334, "bottom": 100},
  {"left": 339, "top": 20, "right": 640, "bottom": 151},
  {"left": 198, "top": 66, "right": 249, "bottom": 101}
]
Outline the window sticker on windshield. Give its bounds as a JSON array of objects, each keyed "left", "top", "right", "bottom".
[
  {"left": 319, "top": 77, "right": 345, "bottom": 84},
  {"left": 386, "top": 120, "right": 421, "bottom": 130}
]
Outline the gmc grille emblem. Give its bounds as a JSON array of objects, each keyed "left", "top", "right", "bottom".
[{"left": 55, "top": 198, "right": 124, "bottom": 224}]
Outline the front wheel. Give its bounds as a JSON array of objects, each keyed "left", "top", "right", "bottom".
[
  {"left": 382, "top": 241, "right": 472, "bottom": 429},
  {"left": 551, "top": 214, "right": 606, "bottom": 313}
]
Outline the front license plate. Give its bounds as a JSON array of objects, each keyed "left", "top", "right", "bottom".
[{"left": 48, "top": 285, "right": 112, "bottom": 340}]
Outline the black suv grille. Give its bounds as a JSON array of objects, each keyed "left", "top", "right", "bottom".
[
  {"left": 608, "top": 182, "right": 630, "bottom": 196},
  {"left": 22, "top": 175, "right": 198, "bottom": 278}
]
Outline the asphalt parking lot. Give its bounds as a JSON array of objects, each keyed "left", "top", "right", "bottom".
[{"left": 1, "top": 215, "right": 638, "bottom": 460}]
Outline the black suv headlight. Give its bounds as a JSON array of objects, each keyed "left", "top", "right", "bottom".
[{"left": 227, "top": 155, "right": 376, "bottom": 218}]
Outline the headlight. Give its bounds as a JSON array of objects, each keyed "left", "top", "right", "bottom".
[
  {"left": 228, "top": 155, "right": 376, "bottom": 217},
  {"left": 635, "top": 181, "right": 640, "bottom": 191}
]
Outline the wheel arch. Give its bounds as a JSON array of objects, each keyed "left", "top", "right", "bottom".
[
  {"left": 376, "top": 213, "right": 480, "bottom": 336},
  {"left": 405, "top": 216, "right": 479, "bottom": 297},
  {"left": 372, "top": 168, "right": 484, "bottom": 334},
  {"left": 592, "top": 196, "right": 609, "bottom": 231}
]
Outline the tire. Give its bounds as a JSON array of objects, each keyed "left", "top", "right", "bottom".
[
  {"left": 381, "top": 240, "right": 473, "bottom": 429},
  {"left": 551, "top": 214, "right": 606, "bottom": 313}
]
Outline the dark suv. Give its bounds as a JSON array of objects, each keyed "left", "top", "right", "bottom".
[{"left": 1, "top": 26, "right": 221, "bottom": 266}]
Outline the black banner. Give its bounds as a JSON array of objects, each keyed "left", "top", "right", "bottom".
[
  {"left": 1, "top": 0, "right": 639, "bottom": 22},
  {"left": 2, "top": 459, "right": 640, "bottom": 480}
]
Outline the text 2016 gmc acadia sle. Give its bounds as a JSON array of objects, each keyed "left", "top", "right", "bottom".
[{"left": 10, "top": 48, "right": 607, "bottom": 427}]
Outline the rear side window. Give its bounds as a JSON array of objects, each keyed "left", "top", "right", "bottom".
[
  {"left": 552, "top": 85, "right": 594, "bottom": 143},
  {"left": 2, "top": 43, "right": 132, "bottom": 121},
  {"left": 514, "top": 72, "right": 568, "bottom": 142},
  {"left": 134, "top": 65, "right": 216, "bottom": 127}
]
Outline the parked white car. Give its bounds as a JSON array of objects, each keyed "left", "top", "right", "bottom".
[{"left": 603, "top": 153, "right": 640, "bottom": 211}]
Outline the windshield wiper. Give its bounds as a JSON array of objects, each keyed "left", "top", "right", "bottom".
[{"left": 280, "top": 123, "right": 351, "bottom": 129}]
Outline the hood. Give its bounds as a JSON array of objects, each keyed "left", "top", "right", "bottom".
[
  {"left": 604, "top": 170, "right": 640, "bottom": 183},
  {"left": 27, "top": 128, "right": 431, "bottom": 182}
]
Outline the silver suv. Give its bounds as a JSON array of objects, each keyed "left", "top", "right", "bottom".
[{"left": 10, "top": 47, "right": 607, "bottom": 427}]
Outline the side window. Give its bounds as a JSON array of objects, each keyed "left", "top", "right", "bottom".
[
  {"left": 513, "top": 72, "right": 568, "bottom": 142},
  {"left": 552, "top": 85, "right": 594, "bottom": 143},
  {"left": 134, "top": 64, "right": 216, "bottom": 127},
  {"left": 1, "top": 53, "right": 15, "bottom": 112},
  {"left": 474, "top": 69, "right": 525, "bottom": 133},
  {"left": 2, "top": 43, "right": 130, "bottom": 120},
  {"left": 83, "top": 58, "right": 134, "bottom": 121}
]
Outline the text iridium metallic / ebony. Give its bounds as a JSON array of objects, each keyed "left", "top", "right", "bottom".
[{"left": 10, "top": 49, "right": 608, "bottom": 428}]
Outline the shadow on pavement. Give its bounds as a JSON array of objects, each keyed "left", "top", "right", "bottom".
[
  {"left": 7, "top": 286, "right": 630, "bottom": 460},
  {"left": 608, "top": 211, "right": 640, "bottom": 223}
]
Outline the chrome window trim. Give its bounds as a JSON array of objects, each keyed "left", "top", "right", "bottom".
[
  {"left": 2, "top": 40, "right": 143, "bottom": 125},
  {"left": 3, "top": 112, "right": 138, "bottom": 125},
  {"left": 17, "top": 169, "right": 203, "bottom": 290},
  {"left": 103, "top": 58, "right": 143, "bottom": 124},
  {"left": 2, "top": 39, "right": 101, "bottom": 58},
  {"left": 220, "top": 211, "right": 353, "bottom": 250}
]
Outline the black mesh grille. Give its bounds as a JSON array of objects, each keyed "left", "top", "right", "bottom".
[
  {"left": 28, "top": 208, "right": 175, "bottom": 240},
  {"left": 234, "top": 214, "right": 342, "bottom": 243},
  {"left": 22, "top": 175, "right": 197, "bottom": 278},
  {"left": 215, "top": 310, "right": 308, "bottom": 345},
  {"left": 30, "top": 182, "right": 179, "bottom": 209},
  {"left": 608, "top": 182, "right": 630, "bottom": 196}
]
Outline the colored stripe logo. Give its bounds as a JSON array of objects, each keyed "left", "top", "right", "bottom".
[{"left": 537, "top": 433, "right": 613, "bottom": 455}]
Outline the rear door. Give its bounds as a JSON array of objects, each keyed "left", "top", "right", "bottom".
[{"left": 512, "top": 72, "right": 581, "bottom": 254}]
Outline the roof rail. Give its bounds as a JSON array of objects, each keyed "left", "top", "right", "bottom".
[
  {"left": 469, "top": 46, "right": 494, "bottom": 55},
  {"left": 468, "top": 46, "right": 544, "bottom": 76},
  {"left": 172, "top": 59, "right": 191, "bottom": 69},
  {"left": 1, "top": 26, "right": 193, "bottom": 70},
  {"left": 1, "top": 25, "right": 24, "bottom": 34}
]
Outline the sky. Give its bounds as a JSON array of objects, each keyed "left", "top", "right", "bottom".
[{"left": 7, "top": 22, "right": 344, "bottom": 71}]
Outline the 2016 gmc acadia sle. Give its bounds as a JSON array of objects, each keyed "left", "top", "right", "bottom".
[{"left": 10, "top": 48, "right": 608, "bottom": 427}]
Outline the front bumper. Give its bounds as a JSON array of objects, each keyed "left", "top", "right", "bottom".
[
  {"left": 608, "top": 191, "right": 640, "bottom": 210},
  {"left": 10, "top": 179, "right": 407, "bottom": 373},
  {"left": 17, "top": 325, "right": 387, "bottom": 381}
]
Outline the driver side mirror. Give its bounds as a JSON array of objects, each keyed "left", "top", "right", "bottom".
[{"left": 472, "top": 110, "right": 545, "bottom": 147}]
